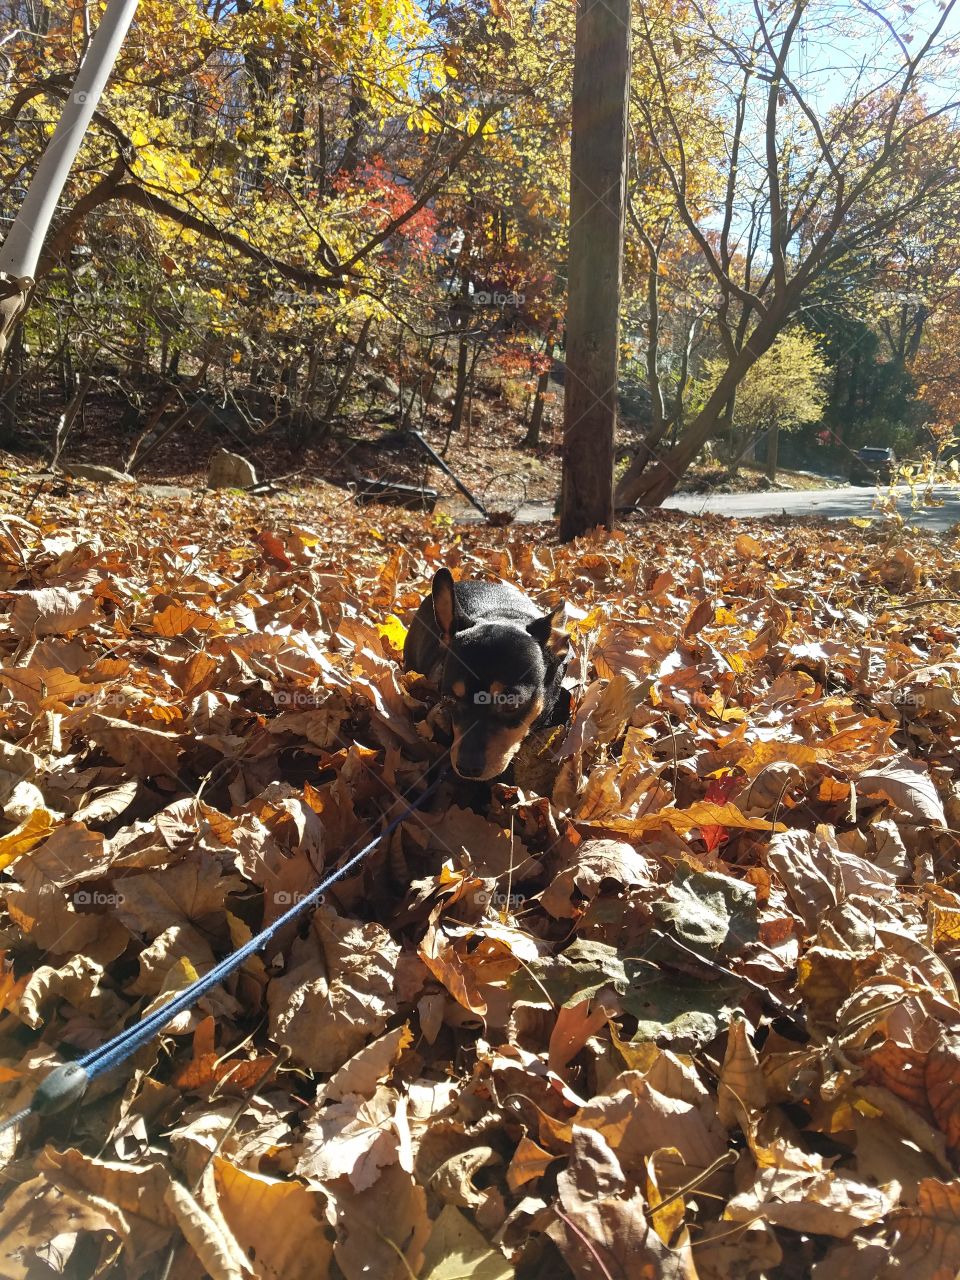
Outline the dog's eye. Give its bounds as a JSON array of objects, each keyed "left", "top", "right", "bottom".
[{"left": 496, "top": 693, "right": 531, "bottom": 720}]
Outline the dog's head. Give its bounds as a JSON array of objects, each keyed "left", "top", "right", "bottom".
[{"left": 431, "top": 568, "right": 568, "bottom": 780}]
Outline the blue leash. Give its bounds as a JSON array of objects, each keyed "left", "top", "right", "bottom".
[{"left": 0, "top": 766, "right": 447, "bottom": 1135}]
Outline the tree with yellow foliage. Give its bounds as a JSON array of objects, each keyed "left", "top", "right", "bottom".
[{"left": 695, "top": 328, "right": 830, "bottom": 482}]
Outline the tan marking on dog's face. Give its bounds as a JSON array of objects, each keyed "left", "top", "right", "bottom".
[
  {"left": 451, "top": 679, "right": 467, "bottom": 699},
  {"left": 489, "top": 679, "right": 506, "bottom": 697},
  {"left": 450, "top": 695, "right": 544, "bottom": 780}
]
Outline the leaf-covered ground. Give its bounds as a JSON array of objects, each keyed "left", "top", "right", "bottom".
[{"left": 1, "top": 470, "right": 960, "bottom": 1279}]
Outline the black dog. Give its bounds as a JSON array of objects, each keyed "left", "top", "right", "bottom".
[{"left": 404, "top": 568, "right": 570, "bottom": 780}]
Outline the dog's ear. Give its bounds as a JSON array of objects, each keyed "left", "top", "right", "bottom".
[
  {"left": 527, "top": 604, "right": 568, "bottom": 662},
  {"left": 432, "top": 568, "right": 466, "bottom": 641}
]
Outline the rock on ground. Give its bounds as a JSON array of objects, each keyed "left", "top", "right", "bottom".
[
  {"left": 207, "top": 448, "right": 257, "bottom": 489},
  {"left": 65, "top": 464, "right": 137, "bottom": 485},
  {"left": 366, "top": 373, "right": 400, "bottom": 398}
]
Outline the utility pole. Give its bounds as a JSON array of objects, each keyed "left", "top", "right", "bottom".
[{"left": 558, "top": 0, "right": 631, "bottom": 539}]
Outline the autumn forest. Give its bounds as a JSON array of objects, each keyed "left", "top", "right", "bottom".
[{"left": 1, "top": 0, "right": 959, "bottom": 509}]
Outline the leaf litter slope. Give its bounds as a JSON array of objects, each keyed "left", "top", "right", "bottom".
[{"left": 0, "top": 475, "right": 959, "bottom": 1278}]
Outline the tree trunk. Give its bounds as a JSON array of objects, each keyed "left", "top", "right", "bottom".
[
  {"left": 447, "top": 336, "right": 470, "bottom": 439},
  {"left": 766, "top": 422, "right": 779, "bottom": 483},
  {"left": 342, "top": 81, "right": 365, "bottom": 172},
  {"left": 462, "top": 339, "right": 485, "bottom": 450},
  {"left": 0, "top": 0, "right": 139, "bottom": 359},
  {"left": 558, "top": 0, "right": 631, "bottom": 540},
  {"left": 0, "top": 285, "right": 30, "bottom": 362},
  {"left": 721, "top": 396, "right": 740, "bottom": 468},
  {"left": 728, "top": 430, "right": 758, "bottom": 470},
  {"left": 50, "top": 374, "right": 92, "bottom": 468},
  {"left": 320, "top": 315, "right": 371, "bottom": 435},
  {"left": 615, "top": 306, "right": 785, "bottom": 507},
  {"left": 523, "top": 335, "right": 554, "bottom": 447},
  {"left": 0, "top": 322, "right": 23, "bottom": 446}
]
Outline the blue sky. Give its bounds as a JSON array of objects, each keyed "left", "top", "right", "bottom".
[{"left": 780, "top": 0, "right": 960, "bottom": 114}]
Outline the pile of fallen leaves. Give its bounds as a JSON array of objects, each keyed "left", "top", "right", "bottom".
[{"left": 1, "top": 468, "right": 959, "bottom": 1280}]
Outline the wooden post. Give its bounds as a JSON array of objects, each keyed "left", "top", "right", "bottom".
[{"left": 558, "top": 0, "right": 631, "bottom": 540}]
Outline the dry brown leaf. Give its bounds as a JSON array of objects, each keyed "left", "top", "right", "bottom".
[
  {"left": 8, "top": 586, "right": 101, "bottom": 636},
  {"left": 695, "top": 1219, "right": 783, "bottom": 1280},
  {"left": 0, "top": 808, "right": 55, "bottom": 869},
  {"left": 213, "top": 1156, "right": 333, "bottom": 1280},
  {"left": 0, "top": 1174, "right": 147, "bottom": 1279},
  {"left": 17, "top": 953, "right": 124, "bottom": 1029},
  {"left": 764, "top": 827, "right": 896, "bottom": 931},
  {"left": 545, "top": 1126, "right": 697, "bottom": 1279},
  {"left": 925, "top": 1034, "right": 960, "bottom": 1149},
  {"left": 321, "top": 1024, "right": 413, "bottom": 1102},
  {"left": 541, "top": 838, "right": 656, "bottom": 918},
  {"left": 329, "top": 1160, "right": 430, "bottom": 1280},
  {"left": 419, "top": 1204, "right": 512, "bottom": 1280},
  {"left": 574, "top": 1071, "right": 727, "bottom": 1190},
  {"left": 507, "top": 1135, "right": 558, "bottom": 1191},
  {"left": 734, "top": 533, "right": 765, "bottom": 560},
  {"left": 718, "top": 1016, "right": 767, "bottom": 1129},
  {"left": 38, "top": 1145, "right": 176, "bottom": 1259},
  {"left": 884, "top": 1178, "right": 960, "bottom": 1279},
  {"left": 857, "top": 756, "right": 947, "bottom": 827},
  {"left": 4, "top": 859, "right": 128, "bottom": 961},
  {"left": 165, "top": 1172, "right": 253, "bottom": 1280},
  {"left": 117, "top": 854, "right": 242, "bottom": 929},
  {"left": 267, "top": 905, "right": 400, "bottom": 1071},
  {"left": 174, "top": 1016, "right": 276, "bottom": 1092},
  {"left": 548, "top": 997, "right": 613, "bottom": 1072},
  {"left": 419, "top": 918, "right": 489, "bottom": 1016},
  {"left": 424, "top": 805, "right": 539, "bottom": 880},
  {"left": 84, "top": 713, "right": 183, "bottom": 780},
  {"left": 725, "top": 1159, "right": 899, "bottom": 1237},
  {"left": 152, "top": 602, "right": 218, "bottom": 636},
  {"left": 0, "top": 663, "right": 95, "bottom": 713}
]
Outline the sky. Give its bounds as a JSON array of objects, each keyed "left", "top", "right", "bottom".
[{"left": 778, "top": 0, "right": 960, "bottom": 115}]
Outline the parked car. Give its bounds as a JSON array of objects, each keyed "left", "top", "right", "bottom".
[{"left": 851, "top": 446, "right": 897, "bottom": 484}]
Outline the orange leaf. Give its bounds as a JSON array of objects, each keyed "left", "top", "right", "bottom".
[
  {"left": 152, "top": 603, "right": 216, "bottom": 637},
  {"left": 256, "top": 530, "right": 293, "bottom": 568}
]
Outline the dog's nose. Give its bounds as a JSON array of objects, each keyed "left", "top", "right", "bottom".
[
  {"left": 454, "top": 757, "right": 485, "bottom": 778},
  {"left": 453, "top": 727, "right": 489, "bottom": 779}
]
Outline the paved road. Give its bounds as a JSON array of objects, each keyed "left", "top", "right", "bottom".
[
  {"left": 499, "top": 484, "right": 960, "bottom": 531},
  {"left": 61, "top": 473, "right": 955, "bottom": 531},
  {"left": 661, "top": 484, "right": 959, "bottom": 531}
]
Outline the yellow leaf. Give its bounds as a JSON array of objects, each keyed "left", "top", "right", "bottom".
[
  {"left": 377, "top": 614, "right": 408, "bottom": 652},
  {"left": 721, "top": 650, "right": 748, "bottom": 673},
  {"left": 291, "top": 526, "right": 322, "bottom": 547},
  {"left": 0, "top": 810, "right": 55, "bottom": 870}
]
